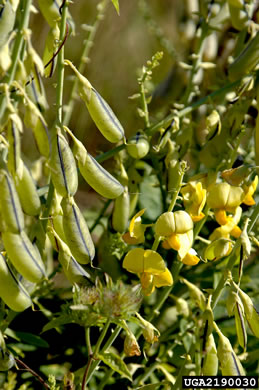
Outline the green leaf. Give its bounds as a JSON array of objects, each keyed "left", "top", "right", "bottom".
[
  {"left": 42, "top": 315, "right": 71, "bottom": 333},
  {"left": 139, "top": 175, "right": 163, "bottom": 220},
  {"left": 110, "top": 0, "right": 120, "bottom": 15},
  {"left": 97, "top": 352, "right": 132, "bottom": 381},
  {"left": 9, "top": 331, "right": 49, "bottom": 348}
]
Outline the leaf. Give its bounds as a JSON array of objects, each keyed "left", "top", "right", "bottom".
[
  {"left": 42, "top": 315, "right": 72, "bottom": 333},
  {"left": 110, "top": 0, "right": 120, "bottom": 15},
  {"left": 139, "top": 175, "right": 163, "bottom": 220},
  {"left": 97, "top": 352, "right": 132, "bottom": 381},
  {"left": 11, "top": 331, "right": 49, "bottom": 348}
]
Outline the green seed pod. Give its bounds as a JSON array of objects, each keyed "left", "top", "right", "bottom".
[
  {"left": 48, "top": 214, "right": 66, "bottom": 251},
  {"left": 50, "top": 131, "right": 78, "bottom": 197},
  {"left": 205, "top": 110, "right": 221, "bottom": 141},
  {"left": 50, "top": 228, "right": 94, "bottom": 285},
  {"left": 64, "top": 126, "right": 124, "bottom": 199},
  {"left": 127, "top": 133, "right": 150, "bottom": 159},
  {"left": 167, "top": 160, "right": 180, "bottom": 193},
  {"left": 233, "top": 282, "right": 259, "bottom": 338},
  {"left": 61, "top": 197, "right": 95, "bottom": 265},
  {"left": 37, "top": 0, "right": 61, "bottom": 28},
  {"left": 0, "top": 253, "right": 32, "bottom": 312},
  {"left": 202, "top": 333, "right": 218, "bottom": 376},
  {"left": 214, "top": 322, "right": 245, "bottom": 376},
  {"left": 43, "top": 24, "right": 60, "bottom": 77},
  {"left": 235, "top": 299, "right": 247, "bottom": 350},
  {"left": 0, "top": 169, "right": 24, "bottom": 233},
  {"left": 7, "top": 113, "right": 23, "bottom": 178},
  {"left": 155, "top": 210, "right": 193, "bottom": 237},
  {"left": 228, "top": 31, "right": 259, "bottom": 82},
  {"left": 112, "top": 187, "right": 130, "bottom": 233},
  {"left": 65, "top": 60, "right": 125, "bottom": 143},
  {"left": 32, "top": 119, "right": 50, "bottom": 158},
  {"left": 14, "top": 161, "right": 41, "bottom": 216},
  {"left": 2, "top": 231, "right": 46, "bottom": 283},
  {"left": 0, "top": 1, "right": 16, "bottom": 49}
]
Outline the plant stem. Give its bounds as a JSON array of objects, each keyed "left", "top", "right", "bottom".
[
  {"left": 134, "top": 362, "right": 159, "bottom": 386},
  {"left": 95, "top": 144, "right": 126, "bottom": 163},
  {"left": 90, "top": 199, "right": 112, "bottom": 233},
  {"left": 63, "top": 0, "right": 108, "bottom": 126},
  {"left": 14, "top": 358, "right": 50, "bottom": 389},
  {"left": 56, "top": 2, "right": 68, "bottom": 124},
  {"left": 147, "top": 79, "right": 240, "bottom": 136},
  {"left": 82, "top": 319, "right": 111, "bottom": 388},
  {"left": 83, "top": 325, "right": 121, "bottom": 386},
  {"left": 0, "top": 0, "right": 32, "bottom": 119}
]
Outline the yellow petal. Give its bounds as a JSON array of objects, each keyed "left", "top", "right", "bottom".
[
  {"left": 191, "top": 212, "right": 205, "bottom": 222},
  {"left": 153, "top": 268, "right": 173, "bottom": 287},
  {"left": 242, "top": 194, "right": 255, "bottom": 206},
  {"left": 122, "top": 232, "right": 142, "bottom": 245},
  {"left": 215, "top": 209, "right": 229, "bottom": 225},
  {"left": 177, "top": 230, "right": 193, "bottom": 259},
  {"left": 167, "top": 233, "right": 181, "bottom": 251},
  {"left": 140, "top": 272, "right": 153, "bottom": 290},
  {"left": 230, "top": 225, "right": 242, "bottom": 238},
  {"left": 143, "top": 250, "right": 166, "bottom": 274},
  {"left": 129, "top": 208, "right": 146, "bottom": 235},
  {"left": 181, "top": 249, "right": 200, "bottom": 265},
  {"left": 123, "top": 248, "right": 145, "bottom": 273},
  {"left": 162, "top": 240, "right": 171, "bottom": 250}
]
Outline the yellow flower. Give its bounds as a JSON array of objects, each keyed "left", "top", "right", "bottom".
[
  {"left": 122, "top": 209, "right": 150, "bottom": 244},
  {"left": 242, "top": 175, "right": 258, "bottom": 206},
  {"left": 181, "top": 181, "right": 207, "bottom": 222},
  {"left": 123, "top": 248, "right": 173, "bottom": 295},
  {"left": 209, "top": 206, "right": 242, "bottom": 241},
  {"left": 155, "top": 210, "right": 193, "bottom": 237},
  {"left": 207, "top": 182, "right": 244, "bottom": 212},
  {"left": 163, "top": 230, "right": 200, "bottom": 266}
]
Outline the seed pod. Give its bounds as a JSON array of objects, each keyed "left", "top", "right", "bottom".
[
  {"left": 155, "top": 210, "right": 193, "bottom": 237},
  {"left": 32, "top": 119, "right": 50, "bottom": 158},
  {"left": 167, "top": 160, "right": 180, "bottom": 193},
  {"left": 214, "top": 322, "right": 245, "bottom": 376},
  {"left": 14, "top": 161, "right": 41, "bottom": 216},
  {"left": 202, "top": 333, "right": 218, "bottom": 376},
  {"left": 42, "top": 24, "right": 60, "bottom": 77},
  {"left": 112, "top": 187, "right": 130, "bottom": 233},
  {"left": 61, "top": 197, "right": 95, "bottom": 264},
  {"left": 0, "top": 1, "right": 16, "bottom": 49},
  {"left": 0, "top": 169, "right": 24, "bottom": 233},
  {"left": 205, "top": 110, "right": 221, "bottom": 141},
  {"left": 65, "top": 60, "right": 125, "bottom": 143},
  {"left": 0, "top": 253, "right": 32, "bottom": 312},
  {"left": 50, "top": 131, "right": 78, "bottom": 197},
  {"left": 235, "top": 299, "right": 247, "bottom": 350},
  {"left": 48, "top": 214, "right": 66, "bottom": 251},
  {"left": 37, "top": 0, "right": 60, "bottom": 28},
  {"left": 64, "top": 126, "right": 124, "bottom": 199},
  {"left": 233, "top": 282, "right": 259, "bottom": 338},
  {"left": 127, "top": 133, "right": 150, "bottom": 159},
  {"left": 2, "top": 231, "right": 46, "bottom": 283},
  {"left": 228, "top": 31, "right": 259, "bottom": 82},
  {"left": 50, "top": 228, "right": 94, "bottom": 285},
  {"left": 7, "top": 114, "right": 23, "bottom": 178}
]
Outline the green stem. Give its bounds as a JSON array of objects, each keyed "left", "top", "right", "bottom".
[
  {"left": 56, "top": 2, "right": 68, "bottom": 124},
  {"left": 0, "top": 0, "right": 32, "bottom": 118},
  {"left": 193, "top": 204, "right": 210, "bottom": 241},
  {"left": 134, "top": 362, "right": 159, "bottom": 386},
  {"left": 140, "top": 81, "right": 150, "bottom": 127},
  {"left": 90, "top": 199, "right": 112, "bottom": 233},
  {"left": 211, "top": 201, "right": 259, "bottom": 309},
  {"left": 84, "top": 324, "right": 121, "bottom": 386},
  {"left": 172, "top": 343, "right": 196, "bottom": 390},
  {"left": 147, "top": 79, "right": 240, "bottom": 136},
  {"left": 95, "top": 144, "right": 126, "bottom": 163},
  {"left": 63, "top": 0, "right": 107, "bottom": 126}
]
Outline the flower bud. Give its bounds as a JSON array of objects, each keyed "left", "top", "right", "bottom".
[{"left": 155, "top": 210, "right": 193, "bottom": 237}]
